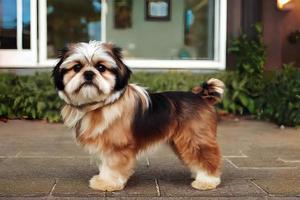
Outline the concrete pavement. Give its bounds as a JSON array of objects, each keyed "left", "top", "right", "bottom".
[{"left": 0, "top": 119, "right": 299, "bottom": 199}]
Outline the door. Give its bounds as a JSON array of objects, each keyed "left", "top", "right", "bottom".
[{"left": 0, "top": 0, "right": 37, "bottom": 67}]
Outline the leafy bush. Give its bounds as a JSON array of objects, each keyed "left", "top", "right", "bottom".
[
  {"left": 224, "top": 24, "right": 266, "bottom": 115},
  {"left": 131, "top": 71, "right": 226, "bottom": 92},
  {"left": 0, "top": 73, "right": 62, "bottom": 122},
  {"left": 0, "top": 69, "right": 299, "bottom": 127},
  {"left": 259, "top": 64, "right": 300, "bottom": 126},
  {"left": 224, "top": 23, "right": 300, "bottom": 127},
  {"left": 0, "top": 72, "right": 225, "bottom": 122},
  {"left": 229, "top": 24, "right": 265, "bottom": 76}
]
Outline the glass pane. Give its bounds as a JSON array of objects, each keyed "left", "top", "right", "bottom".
[
  {"left": 47, "top": 0, "right": 102, "bottom": 58},
  {"left": 106, "top": 0, "right": 215, "bottom": 60},
  {"left": 0, "top": 0, "right": 17, "bottom": 49},
  {"left": 185, "top": 0, "right": 214, "bottom": 59},
  {"left": 22, "top": 0, "right": 30, "bottom": 49}
]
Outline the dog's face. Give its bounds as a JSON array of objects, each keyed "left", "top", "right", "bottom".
[{"left": 53, "top": 41, "right": 131, "bottom": 106}]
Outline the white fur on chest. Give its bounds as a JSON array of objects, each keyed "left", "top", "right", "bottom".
[{"left": 79, "top": 104, "right": 123, "bottom": 138}]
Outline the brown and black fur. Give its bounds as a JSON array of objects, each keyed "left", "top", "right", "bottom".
[
  {"left": 133, "top": 91, "right": 221, "bottom": 174},
  {"left": 53, "top": 41, "right": 224, "bottom": 191}
]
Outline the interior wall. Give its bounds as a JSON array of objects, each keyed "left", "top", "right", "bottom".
[{"left": 106, "top": 0, "right": 185, "bottom": 59}]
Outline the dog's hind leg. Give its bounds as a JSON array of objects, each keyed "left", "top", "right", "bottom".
[{"left": 172, "top": 126, "right": 221, "bottom": 190}]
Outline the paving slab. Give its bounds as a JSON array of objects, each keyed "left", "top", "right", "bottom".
[
  {"left": 143, "top": 145, "right": 195, "bottom": 180},
  {"left": 253, "top": 179, "right": 300, "bottom": 196},
  {"left": 105, "top": 178, "right": 157, "bottom": 197},
  {"left": 0, "top": 157, "right": 97, "bottom": 179},
  {"left": 141, "top": 162, "right": 190, "bottom": 181},
  {"left": 52, "top": 178, "right": 105, "bottom": 197},
  {"left": 158, "top": 179, "right": 265, "bottom": 197},
  {"left": 16, "top": 143, "right": 88, "bottom": 158},
  {"left": 53, "top": 178, "right": 157, "bottom": 198},
  {"left": 104, "top": 198, "right": 267, "bottom": 200},
  {"left": 0, "top": 178, "right": 55, "bottom": 197},
  {"left": 0, "top": 145, "right": 21, "bottom": 157},
  {"left": 0, "top": 119, "right": 300, "bottom": 198},
  {"left": 0, "top": 197, "right": 268, "bottom": 200},
  {"left": 0, "top": 120, "right": 68, "bottom": 136},
  {"left": 222, "top": 160, "right": 300, "bottom": 180},
  {"left": 227, "top": 157, "right": 293, "bottom": 168},
  {"left": 2, "top": 197, "right": 299, "bottom": 200}
]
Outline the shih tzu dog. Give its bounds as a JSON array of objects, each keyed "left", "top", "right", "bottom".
[{"left": 53, "top": 41, "right": 224, "bottom": 192}]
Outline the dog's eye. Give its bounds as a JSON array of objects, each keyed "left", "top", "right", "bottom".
[
  {"left": 73, "top": 64, "right": 82, "bottom": 72},
  {"left": 95, "top": 64, "right": 106, "bottom": 73}
]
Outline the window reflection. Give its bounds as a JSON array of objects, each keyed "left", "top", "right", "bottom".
[
  {"left": 22, "top": 0, "right": 31, "bottom": 49},
  {"left": 47, "top": 0, "right": 102, "bottom": 58},
  {"left": 0, "top": 0, "right": 17, "bottom": 49},
  {"left": 184, "top": 0, "right": 215, "bottom": 59}
]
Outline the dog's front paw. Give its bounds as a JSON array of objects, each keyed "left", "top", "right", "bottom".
[
  {"left": 191, "top": 178, "right": 220, "bottom": 191},
  {"left": 89, "top": 175, "right": 124, "bottom": 192}
]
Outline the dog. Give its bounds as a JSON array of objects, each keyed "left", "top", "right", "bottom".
[{"left": 53, "top": 41, "right": 224, "bottom": 192}]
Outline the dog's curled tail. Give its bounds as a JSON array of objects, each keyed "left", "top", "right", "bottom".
[{"left": 192, "top": 78, "right": 225, "bottom": 105}]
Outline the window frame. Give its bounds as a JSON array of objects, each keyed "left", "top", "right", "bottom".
[
  {"left": 39, "top": 0, "right": 227, "bottom": 69},
  {"left": 0, "top": 0, "right": 37, "bottom": 67}
]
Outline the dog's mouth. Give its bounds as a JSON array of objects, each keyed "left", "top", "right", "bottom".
[
  {"left": 74, "top": 81, "right": 98, "bottom": 94},
  {"left": 82, "top": 81, "right": 95, "bottom": 86}
]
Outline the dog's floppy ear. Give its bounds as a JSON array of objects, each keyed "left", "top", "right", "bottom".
[
  {"left": 52, "top": 46, "right": 69, "bottom": 90},
  {"left": 105, "top": 43, "right": 132, "bottom": 91}
]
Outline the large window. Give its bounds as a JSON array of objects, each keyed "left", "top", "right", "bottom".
[
  {"left": 0, "top": 0, "right": 17, "bottom": 49},
  {"left": 0, "top": 0, "right": 37, "bottom": 66},
  {"left": 1, "top": 0, "right": 226, "bottom": 68},
  {"left": 0, "top": 0, "right": 31, "bottom": 49}
]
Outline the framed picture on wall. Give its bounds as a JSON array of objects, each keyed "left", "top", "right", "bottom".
[
  {"left": 145, "top": 0, "right": 171, "bottom": 21},
  {"left": 114, "top": 0, "right": 133, "bottom": 29}
]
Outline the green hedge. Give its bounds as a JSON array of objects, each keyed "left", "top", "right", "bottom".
[
  {"left": 0, "top": 69, "right": 299, "bottom": 127},
  {"left": 0, "top": 73, "right": 62, "bottom": 122},
  {"left": 0, "top": 72, "right": 223, "bottom": 122}
]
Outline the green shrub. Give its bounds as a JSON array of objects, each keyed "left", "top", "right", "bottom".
[
  {"left": 259, "top": 64, "right": 300, "bottom": 127},
  {"left": 225, "top": 23, "right": 266, "bottom": 115},
  {"left": 229, "top": 24, "right": 265, "bottom": 76},
  {"left": 131, "top": 71, "right": 226, "bottom": 92},
  {"left": 0, "top": 71, "right": 225, "bottom": 123},
  {"left": 0, "top": 73, "right": 62, "bottom": 122},
  {"left": 0, "top": 69, "right": 299, "bottom": 127}
]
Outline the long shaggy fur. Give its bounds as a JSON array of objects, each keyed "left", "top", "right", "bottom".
[{"left": 53, "top": 41, "right": 225, "bottom": 192}]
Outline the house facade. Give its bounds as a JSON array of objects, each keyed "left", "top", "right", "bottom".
[
  {"left": 227, "top": 0, "right": 300, "bottom": 69},
  {"left": 0, "top": 0, "right": 299, "bottom": 70}
]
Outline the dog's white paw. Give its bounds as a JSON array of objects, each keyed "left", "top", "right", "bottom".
[
  {"left": 191, "top": 178, "right": 220, "bottom": 190},
  {"left": 89, "top": 175, "right": 124, "bottom": 192}
]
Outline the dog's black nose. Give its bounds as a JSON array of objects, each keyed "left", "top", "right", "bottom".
[{"left": 83, "top": 71, "right": 95, "bottom": 81}]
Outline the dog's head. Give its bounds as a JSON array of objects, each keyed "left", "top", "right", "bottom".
[{"left": 53, "top": 41, "right": 131, "bottom": 106}]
